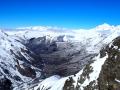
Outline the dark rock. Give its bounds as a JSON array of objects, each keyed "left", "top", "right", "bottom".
[
  {"left": 0, "top": 77, "right": 12, "bottom": 90},
  {"left": 13, "top": 76, "right": 21, "bottom": 81},
  {"left": 63, "top": 77, "right": 75, "bottom": 90},
  {"left": 25, "top": 36, "right": 58, "bottom": 54},
  {"left": 98, "top": 37, "right": 120, "bottom": 90},
  {"left": 16, "top": 60, "right": 36, "bottom": 79}
]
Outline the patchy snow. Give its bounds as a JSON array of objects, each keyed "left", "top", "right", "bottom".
[
  {"left": 80, "top": 54, "right": 108, "bottom": 89},
  {"left": 114, "top": 46, "right": 118, "bottom": 49},
  {"left": 115, "top": 55, "right": 117, "bottom": 59},
  {"left": 115, "top": 78, "right": 120, "bottom": 83}
]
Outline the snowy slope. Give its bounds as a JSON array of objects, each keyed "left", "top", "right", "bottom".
[{"left": 0, "top": 30, "right": 42, "bottom": 89}]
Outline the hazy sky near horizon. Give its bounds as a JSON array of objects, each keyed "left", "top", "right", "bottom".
[{"left": 0, "top": 0, "right": 120, "bottom": 29}]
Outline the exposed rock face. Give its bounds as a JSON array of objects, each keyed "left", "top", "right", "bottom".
[
  {"left": 0, "top": 77, "right": 12, "bottom": 90},
  {"left": 62, "top": 36, "right": 120, "bottom": 90},
  {"left": 16, "top": 60, "right": 36, "bottom": 78},
  {"left": 26, "top": 36, "right": 58, "bottom": 54},
  {"left": 98, "top": 36, "right": 120, "bottom": 90},
  {"left": 25, "top": 36, "right": 96, "bottom": 78}
]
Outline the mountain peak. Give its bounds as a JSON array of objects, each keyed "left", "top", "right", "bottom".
[{"left": 95, "top": 23, "right": 115, "bottom": 30}]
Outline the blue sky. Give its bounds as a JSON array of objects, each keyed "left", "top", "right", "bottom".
[{"left": 0, "top": 0, "right": 120, "bottom": 29}]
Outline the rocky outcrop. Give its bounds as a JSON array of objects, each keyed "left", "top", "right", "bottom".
[
  {"left": 16, "top": 60, "right": 36, "bottom": 79},
  {"left": 25, "top": 36, "right": 58, "bottom": 54},
  {"left": 62, "top": 36, "right": 120, "bottom": 90},
  {"left": 0, "top": 77, "right": 12, "bottom": 90},
  {"left": 98, "top": 36, "right": 120, "bottom": 90}
]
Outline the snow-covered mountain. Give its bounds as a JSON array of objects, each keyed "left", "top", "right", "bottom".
[
  {"left": 34, "top": 36, "right": 120, "bottom": 90},
  {"left": 7, "top": 23, "right": 120, "bottom": 53},
  {"left": 0, "top": 23, "right": 120, "bottom": 90},
  {"left": 0, "top": 30, "right": 42, "bottom": 90}
]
